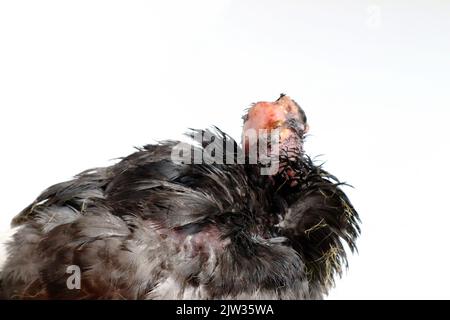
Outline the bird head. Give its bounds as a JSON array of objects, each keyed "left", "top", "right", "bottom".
[{"left": 242, "top": 94, "right": 309, "bottom": 185}]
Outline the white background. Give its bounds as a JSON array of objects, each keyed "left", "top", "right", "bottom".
[{"left": 1, "top": 0, "right": 449, "bottom": 299}]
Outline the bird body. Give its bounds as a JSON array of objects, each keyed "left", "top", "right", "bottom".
[{"left": 0, "top": 96, "right": 360, "bottom": 299}]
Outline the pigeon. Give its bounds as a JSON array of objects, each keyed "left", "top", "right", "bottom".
[{"left": 0, "top": 94, "right": 360, "bottom": 299}]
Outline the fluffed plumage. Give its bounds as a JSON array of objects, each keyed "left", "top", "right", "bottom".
[{"left": 0, "top": 95, "right": 360, "bottom": 299}]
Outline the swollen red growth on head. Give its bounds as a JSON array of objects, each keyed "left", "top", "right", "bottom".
[{"left": 242, "top": 95, "right": 307, "bottom": 153}]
